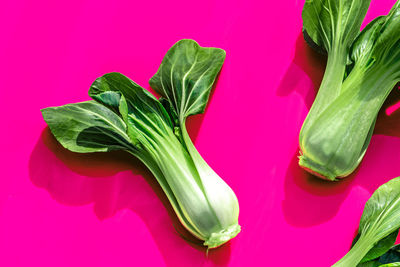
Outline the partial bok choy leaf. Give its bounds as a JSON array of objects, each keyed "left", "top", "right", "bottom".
[
  {"left": 301, "top": 0, "right": 371, "bottom": 115},
  {"left": 41, "top": 101, "right": 135, "bottom": 153},
  {"left": 357, "top": 244, "right": 400, "bottom": 267},
  {"left": 299, "top": 0, "right": 400, "bottom": 180},
  {"left": 333, "top": 177, "right": 400, "bottom": 266},
  {"left": 41, "top": 39, "right": 240, "bottom": 248},
  {"left": 353, "top": 230, "right": 399, "bottom": 265}
]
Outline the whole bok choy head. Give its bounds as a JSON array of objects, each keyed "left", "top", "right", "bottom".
[
  {"left": 333, "top": 177, "right": 400, "bottom": 267},
  {"left": 41, "top": 39, "right": 240, "bottom": 248},
  {"left": 299, "top": 0, "right": 400, "bottom": 180}
]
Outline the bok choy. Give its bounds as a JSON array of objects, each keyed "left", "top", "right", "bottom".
[
  {"left": 299, "top": 0, "right": 400, "bottom": 180},
  {"left": 333, "top": 177, "right": 400, "bottom": 266},
  {"left": 41, "top": 39, "right": 240, "bottom": 248}
]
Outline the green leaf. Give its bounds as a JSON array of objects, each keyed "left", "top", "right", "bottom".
[
  {"left": 90, "top": 72, "right": 172, "bottom": 130},
  {"left": 352, "top": 230, "right": 399, "bottom": 263},
  {"left": 149, "top": 39, "right": 225, "bottom": 122},
  {"left": 379, "top": 245, "right": 400, "bottom": 264},
  {"left": 159, "top": 97, "right": 179, "bottom": 127},
  {"left": 363, "top": 230, "right": 398, "bottom": 263},
  {"left": 351, "top": 1, "right": 400, "bottom": 75},
  {"left": 349, "top": 16, "right": 385, "bottom": 67},
  {"left": 357, "top": 242, "right": 400, "bottom": 266},
  {"left": 359, "top": 179, "right": 400, "bottom": 245},
  {"left": 302, "top": 0, "right": 371, "bottom": 53},
  {"left": 41, "top": 101, "right": 133, "bottom": 153},
  {"left": 360, "top": 262, "right": 400, "bottom": 267},
  {"left": 334, "top": 178, "right": 400, "bottom": 266},
  {"left": 372, "top": 1, "right": 400, "bottom": 61},
  {"left": 346, "top": 1, "right": 400, "bottom": 79},
  {"left": 358, "top": 262, "right": 381, "bottom": 267},
  {"left": 89, "top": 72, "right": 175, "bottom": 149}
]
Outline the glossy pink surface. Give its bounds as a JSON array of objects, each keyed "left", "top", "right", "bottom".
[{"left": 1, "top": 0, "right": 399, "bottom": 266}]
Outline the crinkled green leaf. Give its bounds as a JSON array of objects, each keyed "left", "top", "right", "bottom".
[
  {"left": 359, "top": 180, "right": 400, "bottom": 244},
  {"left": 358, "top": 262, "right": 380, "bottom": 267},
  {"left": 349, "top": 16, "right": 385, "bottom": 67},
  {"left": 361, "top": 263, "right": 400, "bottom": 267},
  {"left": 41, "top": 101, "right": 133, "bottom": 153},
  {"left": 335, "top": 178, "right": 400, "bottom": 266},
  {"left": 159, "top": 97, "right": 179, "bottom": 127},
  {"left": 379, "top": 245, "right": 400, "bottom": 264},
  {"left": 372, "top": 1, "right": 400, "bottom": 63},
  {"left": 149, "top": 39, "right": 225, "bottom": 122},
  {"left": 352, "top": 230, "right": 399, "bottom": 264},
  {"left": 302, "top": 0, "right": 371, "bottom": 53},
  {"left": 89, "top": 72, "right": 175, "bottom": 149},
  {"left": 350, "top": 2, "right": 400, "bottom": 75}
]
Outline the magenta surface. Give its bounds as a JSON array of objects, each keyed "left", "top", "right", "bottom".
[{"left": 1, "top": 0, "right": 400, "bottom": 266}]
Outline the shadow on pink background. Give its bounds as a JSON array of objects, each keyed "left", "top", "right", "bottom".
[
  {"left": 1, "top": 0, "right": 400, "bottom": 266},
  {"left": 276, "top": 33, "right": 326, "bottom": 111}
]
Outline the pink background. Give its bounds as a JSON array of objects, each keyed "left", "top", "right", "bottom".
[{"left": 1, "top": 0, "right": 399, "bottom": 266}]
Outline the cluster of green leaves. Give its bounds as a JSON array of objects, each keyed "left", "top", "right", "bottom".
[
  {"left": 42, "top": 39, "right": 240, "bottom": 248},
  {"left": 299, "top": 0, "right": 400, "bottom": 180},
  {"left": 333, "top": 178, "right": 400, "bottom": 266}
]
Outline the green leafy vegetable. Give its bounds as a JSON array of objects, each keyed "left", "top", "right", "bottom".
[
  {"left": 299, "top": 0, "right": 400, "bottom": 180},
  {"left": 359, "top": 262, "right": 400, "bottom": 267},
  {"left": 352, "top": 231, "right": 399, "bottom": 264},
  {"left": 357, "top": 244, "right": 400, "bottom": 266},
  {"left": 149, "top": 39, "right": 225, "bottom": 121},
  {"left": 301, "top": 0, "right": 371, "bottom": 114},
  {"left": 41, "top": 101, "right": 134, "bottom": 153},
  {"left": 379, "top": 245, "right": 400, "bottom": 265},
  {"left": 41, "top": 39, "right": 240, "bottom": 248},
  {"left": 333, "top": 177, "right": 400, "bottom": 266}
]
